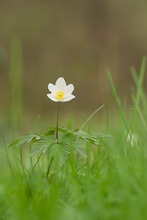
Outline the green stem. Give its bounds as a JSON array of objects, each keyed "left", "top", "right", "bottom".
[
  {"left": 46, "top": 156, "right": 54, "bottom": 178},
  {"left": 56, "top": 102, "right": 61, "bottom": 143}
]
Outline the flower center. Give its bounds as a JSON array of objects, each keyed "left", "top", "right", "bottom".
[{"left": 56, "top": 90, "right": 65, "bottom": 100}]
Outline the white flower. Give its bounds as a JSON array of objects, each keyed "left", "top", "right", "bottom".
[{"left": 47, "top": 77, "right": 75, "bottom": 102}]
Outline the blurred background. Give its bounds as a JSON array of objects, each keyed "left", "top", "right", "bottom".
[{"left": 0, "top": 0, "right": 147, "bottom": 129}]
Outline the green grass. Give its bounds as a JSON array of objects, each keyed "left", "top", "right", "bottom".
[{"left": 1, "top": 58, "right": 147, "bottom": 220}]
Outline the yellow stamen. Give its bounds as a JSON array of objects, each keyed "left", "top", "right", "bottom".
[{"left": 56, "top": 90, "right": 65, "bottom": 100}]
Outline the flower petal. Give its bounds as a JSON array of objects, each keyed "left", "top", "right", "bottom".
[
  {"left": 47, "top": 94, "right": 59, "bottom": 102},
  {"left": 61, "top": 94, "right": 75, "bottom": 102},
  {"left": 48, "top": 83, "right": 58, "bottom": 93},
  {"left": 55, "top": 77, "right": 66, "bottom": 90},
  {"left": 65, "top": 84, "right": 74, "bottom": 95}
]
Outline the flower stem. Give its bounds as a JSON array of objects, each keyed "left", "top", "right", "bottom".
[{"left": 56, "top": 102, "right": 61, "bottom": 143}]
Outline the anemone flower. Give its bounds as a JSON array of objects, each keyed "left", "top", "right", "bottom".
[
  {"left": 47, "top": 77, "right": 75, "bottom": 143},
  {"left": 47, "top": 77, "right": 75, "bottom": 102}
]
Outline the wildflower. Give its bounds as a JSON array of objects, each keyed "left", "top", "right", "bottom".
[
  {"left": 47, "top": 77, "right": 75, "bottom": 143},
  {"left": 47, "top": 77, "right": 75, "bottom": 102}
]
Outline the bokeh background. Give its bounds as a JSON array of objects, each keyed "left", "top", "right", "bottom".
[{"left": 0, "top": 0, "right": 147, "bottom": 128}]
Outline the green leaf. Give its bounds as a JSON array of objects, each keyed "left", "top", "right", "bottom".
[
  {"left": 58, "top": 127, "right": 72, "bottom": 134},
  {"left": 8, "top": 134, "right": 41, "bottom": 148},
  {"left": 30, "top": 139, "right": 57, "bottom": 156},
  {"left": 73, "top": 130, "right": 108, "bottom": 145},
  {"left": 44, "top": 129, "right": 55, "bottom": 136}
]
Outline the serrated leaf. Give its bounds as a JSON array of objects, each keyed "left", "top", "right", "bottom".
[
  {"left": 58, "top": 127, "right": 73, "bottom": 134},
  {"left": 73, "top": 130, "right": 110, "bottom": 145},
  {"left": 61, "top": 143, "right": 71, "bottom": 160},
  {"left": 8, "top": 134, "right": 41, "bottom": 148},
  {"left": 31, "top": 139, "right": 57, "bottom": 156}
]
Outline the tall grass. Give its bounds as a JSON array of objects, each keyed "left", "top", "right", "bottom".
[{"left": 0, "top": 58, "right": 147, "bottom": 220}]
